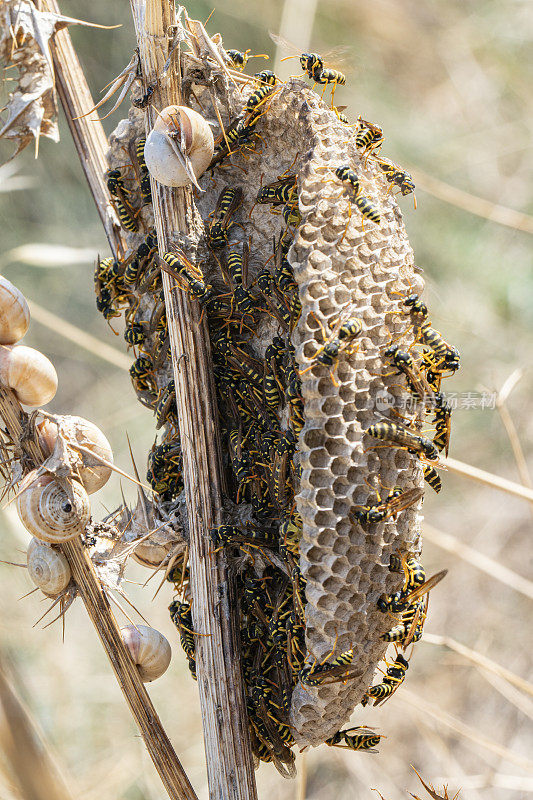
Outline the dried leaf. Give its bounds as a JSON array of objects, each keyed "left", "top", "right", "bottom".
[{"left": 0, "top": 0, "right": 119, "bottom": 160}]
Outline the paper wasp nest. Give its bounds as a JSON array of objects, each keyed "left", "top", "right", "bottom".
[{"left": 102, "top": 24, "right": 434, "bottom": 753}]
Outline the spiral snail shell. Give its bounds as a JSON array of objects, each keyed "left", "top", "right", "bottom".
[
  {"left": 27, "top": 538, "right": 71, "bottom": 596},
  {"left": 36, "top": 415, "right": 113, "bottom": 494},
  {"left": 0, "top": 276, "right": 30, "bottom": 344},
  {"left": 120, "top": 625, "right": 172, "bottom": 682},
  {"left": 0, "top": 345, "right": 57, "bottom": 406},
  {"left": 144, "top": 105, "right": 214, "bottom": 188},
  {"left": 16, "top": 470, "right": 90, "bottom": 543}
]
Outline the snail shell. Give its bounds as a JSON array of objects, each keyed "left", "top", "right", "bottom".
[
  {"left": 27, "top": 538, "right": 71, "bottom": 596},
  {"left": 120, "top": 625, "right": 172, "bottom": 682},
  {"left": 37, "top": 415, "right": 113, "bottom": 494},
  {"left": 16, "top": 470, "right": 90, "bottom": 543},
  {"left": 0, "top": 276, "right": 30, "bottom": 344},
  {"left": 144, "top": 105, "right": 214, "bottom": 188},
  {"left": 0, "top": 345, "right": 57, "bottom": 406}
]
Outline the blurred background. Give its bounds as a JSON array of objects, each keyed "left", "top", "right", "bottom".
[{"left": 0, "top": 0, "right": 532, "bottom": 798}]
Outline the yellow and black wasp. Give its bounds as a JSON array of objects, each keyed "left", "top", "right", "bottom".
[
  {"left": 169, "top": 599, "right": 197, "bottom": 679},
  {"left": 226, "top": 241, "right": 257, "bottom": 318},
  {"left": 355, "top": 116, "right": 384, "bottom": 157},
  {"left": 432, "top": 393, "right": 452, "bottom": 456},
  {"left": 271, "top": 33, "right": 348, "bottom": 102},
  {"left": 208, "top": 187, "right": 243, "bottom": 249},
  {"left": 362, "top": 652, "right": 409, "bottom": 707},
  {"left": 351, "top": 485, "right": 423, "bottom": 525},
  {"left": 383, "top": 344, "right": 436, "bottom": 405},
  {"left": 244, "top": 72, "right": 279, "bottom": 117},
  {"left": 226, "top": 48, "right": 268, "bottom": 71},
  {"left": 325, "top": 727, "right": 382, "bottom": 752},
  {"left": 256, "top": 173, "right": 297, "bottom": 206},
  {"left": 300, "top": 310, "right": 363, "bottom": 385},
  {"left": 423, "top": 464, "right": 442, "bottom": 493},
  {"left": 376, "top": 156, "right": 415, "bottom": 203},
  {"left": 378, "top": 568, "right": 448, "bottom": 646},
  {"left": 160, "top": 251, "right": 213, "bottom": 305},
  {"left": 329, "top": 165, "right": 381, "bottom": 227},
  {"left": 106, "top": 168, "right": 139, "bottom": 232},
  {"left": 365, "top": 421, "right": 439, "bottom": 462},
  {"left": 389, "top": 551, "right": 426, "bottom": 593}
]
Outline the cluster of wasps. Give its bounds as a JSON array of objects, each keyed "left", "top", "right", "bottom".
[
  {"left": 94, "top": 136, "right": 184, "bottom": 501},
  {"left": 93, "top": 36, "right": 459, "bottom": 775}
]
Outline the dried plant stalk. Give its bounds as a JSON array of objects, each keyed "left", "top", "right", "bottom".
[
  {"left": 129, "top": 2, "right": 258, "bottom": 799},
  {"left": 0, "top": 653, "right": 75, "bottom": 800},
  {"left": 37, "top": 0, "right": 124, "bottom": 256},
  {"left": 0, "top": 387, "right": 196, "bottom": 800}
]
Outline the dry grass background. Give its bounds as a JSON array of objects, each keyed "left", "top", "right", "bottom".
[{"left": 0, "top": 0, "right": 532, "bottom": 798}]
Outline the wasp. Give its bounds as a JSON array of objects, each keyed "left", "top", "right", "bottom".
[
  {"left": 106, "top": 168, "right": 138, "bottom": 232},
  {"left": 226, "top": 242, "right": 257, "bottom": 318},
  {"left": 282, "top": 200, "right": 301, "bottom": 228},
  {"left": 272, "top": 235, "right": 296, "bottom": 294},
  {"left": 124, "top": 321, "right": 146, "bottom": 346},
  {"left": 257, "top": 174, "right": 297, "bottom": 207},
  {"left": 325, "top": 727, "right": 381, "bottom": 752},
  {"left": 354, "top": 193, "right": 381, "bottom": 224},
  {"left": 416, "top": 320, "right": 461, "bottom": 373},
  {"left": 299, "top": 647, "right": 354, "bottom": 686},
  {"left": 377, "top": 157, "right": 415, "bottom": 198},
  {"left": 95, "top": 286, "right": 121, "bottom": 324},
  {"left": 364, "top": 653, "right": 409, "bottom": 707},
  {"left": 423, "top": 464, "right": 442, "bottom": 493},
  {"left": 226, "top": 48, "right": 268, "bottom": 71},
  {"left": 404, "top": 292, "right": 429, "bottom": 321},
  {"left": 155, "top": 380, "right": 177, "bottom": 430},
  {"left": 147, "top": 440, "right": 182, "bottom": 497},
  {"left": 432, "top": 392, "right": 452, "bottom": 456},
  {"left": 210, "top": 525, "right": 277, "bottom": 551},
  {"left": 94, "top": 256, "right": 122, "bottom": 292},
  {"left": 298, "top": 52, "right": 346, "bottom": 101},
  {"left": 227, "top": 49, "right": 249, "bottom": 69},
  {"left": 366, "top": 421, "right": 439, "bottom": 462},
  {"left": 351, "top": 486, "right": 423, "bottom": 525},
  {"left": 245, "top": 83, "right": 277, "bottom": 117},
  {"left": 389, "top": 552, "right": 426, "bottom": 593},
  {"left": 208, "top": 188, "right": 243, "bottom": 249},
  {"left": 331, "top": 165, "right": 380, "bottom": 226},
  {"left": 271, "top": 429, "right": 297, "bottom": 508},
  {"left": 134, "top": 136, "right": 152, "bottom": 205},
  {"left": 169, "top": 600, "right": 197, "bottom": 678},
  {"left": 383, "top": 345, "right": 436, "bottom": 404},
  {"left": 378, "top": 569, "right": 447, "bottom": 645},
  {"left": 301, "top": 314, "right": 363, "bottom": 384},
  {"left": 254, "top": 69, "right": 278, "bottom": 86},
  {"left": 129, "top": 354, "right": 155, "bottom": 389},
  {"left": 254, "top": 270, "right": 292, "bottom": 328},
  {"left": 355, "top": 117, "right": 384, "bottom": 156},
  {"left": 160, "top": 252, "right": 213, "bottom": 305}
]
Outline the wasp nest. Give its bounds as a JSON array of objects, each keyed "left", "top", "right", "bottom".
[{"left": 97, "top": 14, "right": 457, "bottom": 767}]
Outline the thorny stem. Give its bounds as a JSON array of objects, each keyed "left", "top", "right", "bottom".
[{"left": 0, "top": 386, "right": 197, "bottom": 800}]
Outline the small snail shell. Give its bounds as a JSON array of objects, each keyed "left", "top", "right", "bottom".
[
  {"left": 27, "top": 538, "right": 71, "bottom": 596},
  {"left": 144, "top": 106, "right": 214, "bottom": 188},
  {"left": 0, "top": 276, "right": 30, "bottom": 344},
  {"left": 37, "top": 415, "right": 113, "bottom": 494},
  {"left": 0, "top": 345, "right": 57, "bottom": 406},
  {"left": 120, "top": 625, "right": 172, "bottom": 682},
  {"left": 16, "top": 470, "right": 90, "bottom": 543}
]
